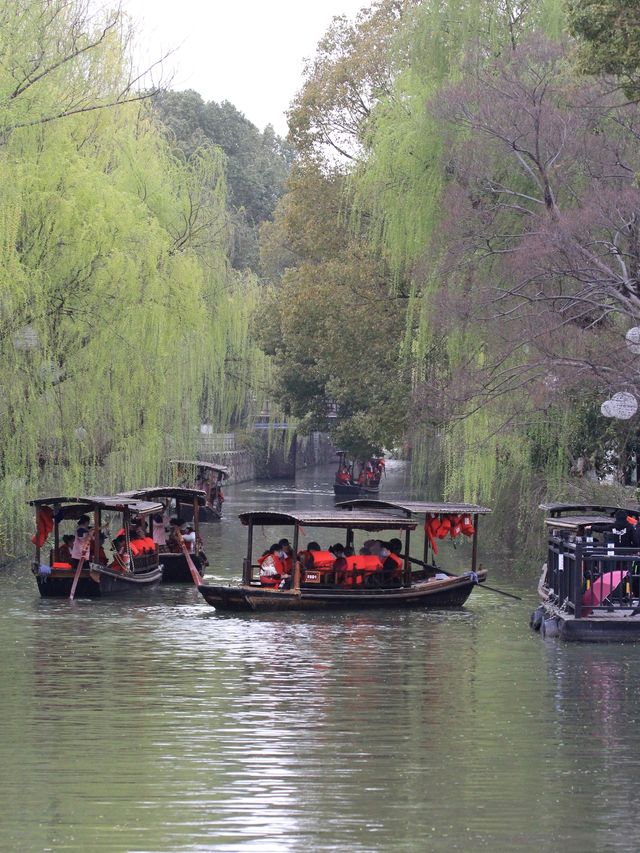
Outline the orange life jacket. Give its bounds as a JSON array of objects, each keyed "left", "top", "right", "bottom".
[
  {"left": 460, "top": 515, "right": 475, "bottom": 536},
  {"left": 308, "top": 550, "right": 336, "bottom": 569},
  {"left": 344, "top": 554, "right": 382, "bottom": 572},
  {"left": 258, "top": 552, "right": 285, "bottom": 575},
  {"left": 32, "top": 505, "right": 54, "bottom": 547},
  {"left": 129, "top": 539, "right": 145, "bottom": 556},
  {"left": 425, "top": 515, "right": 440, "bottom": 555}
]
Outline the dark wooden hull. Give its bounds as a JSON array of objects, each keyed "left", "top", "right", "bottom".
[
  {"left": 177, "top": 500, "right": 222, "bottom": 523},
  {"left": 198, "top": 571, "right": 486, "bottom": 612},
  {"left": 535, "top": 566, "right": 640, "bottom": 642},
  {"left": 34, "top": 562, "right": 162, "bottom": 599},
  {"left": 159, "top": 552, "right": 204, "bottom": 583},
  {"left": 333, "top": 482, "right": 381, "bottom": 497}
]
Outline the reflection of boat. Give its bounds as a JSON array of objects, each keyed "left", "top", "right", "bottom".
[
  {"left": 197, "top": 500, "right": 489, "bottom": 612},
  {"left": 118, "top": 487, "right": 207, "bottom": 583},
  {"left": 170, "top": 459, "right": 229, "bottom": 521},
  {"left": 29, "top": 495, "right": 163, "bottom": 598},
  {"left": 333, "top": 451, "right": 383, "bottom": 497},
  {"left": 532, "top": 502, "right": 640, "bottom": 641}
]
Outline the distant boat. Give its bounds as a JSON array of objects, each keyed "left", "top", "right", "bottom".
[
  {"left": 532, "top": 502, "right": 640, "bottom": 641},
  {"left": 170, "top": 459, "right": 229, "bottom": 521},
  {"left": 333, "top": 451, "right": 384, "bottom": 497},
  {"left": 118, "top": 486, "right": 208, "bottom": 583},
  {"left": 197, "top": 499, "right": 490, "bottom": 612},
  {"left": 29, "top": 495, "right": 163, "bottom": 598}
]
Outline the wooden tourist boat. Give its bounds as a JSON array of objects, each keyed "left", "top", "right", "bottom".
[
  {"left": 171, "top": 459, "right": 229, "bottom": 521},
  {"left": 197, "top": 500, "right": 489, "bottom": 612},
  {"left": 333, "top": 451, "right": 384, "bottom": 497},
  {"left": 29, "top": 495, "right": 164, "bottom": 598},
  {"left": 117, "top": 487, "right": 208, "bottom": 583},
  {"left": 532, "top": 502, "right": 640, "bottom": 642}
]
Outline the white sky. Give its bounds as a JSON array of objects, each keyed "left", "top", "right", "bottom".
[{"left": 121, "top": 0, "right": 368, "bottom": 136}]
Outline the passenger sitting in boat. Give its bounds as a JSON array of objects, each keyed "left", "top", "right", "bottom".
[
  {"left": 337, "top": 467, "right": 351, "bottom": 483},
  {"left": 109, "top": 534, "right": 130, "bottom": 572},
  {"left": 89, "top": 531, "right": 108, "bottom": 564},
  {"left": 330, "top": 543, "right": 345, "bottom": 559},
  {"left": 339, "top": 553, "right": 383, "bottom": 585},
  {"left": 258, "top": 543, "right": 285, "bottom": 587},
  {"left": 378, "top": 541, "right": 403, "bottom": 584},
  {"left": 166, "top": 517, "right": 184, "bottom": 553},
  {"left": 277, "top": 538, "right": 294, "bottom": 589},
  {"left": 360, "top": 539, "right": 382, "bottom": 557},
  {"left": 57, "top": 534, "right": 75, "bottom": 564},
  {"left": 611, "top": 511, "right": 640, "bottom": 548}
]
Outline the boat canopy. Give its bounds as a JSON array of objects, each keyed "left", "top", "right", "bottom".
[
  {"left": 239, "top": 509, "right": 417, "bottom": 531},
  {"left": 544, "top": 514, "right": 621, "bottom": 530},
  {"left": 539, "top": 502, "right": 640, "bottom": 518},
  {"left": 170, "top": 459, "right": 229, "bottom": 478},
  {"left": 336, "top": 499, "right": 492, "bottom": 516},
  {"left": 28, "top": 496, "right": 164, "bottom": 514},
  {"left": 118, "top": 486, "right": 206, "bottom": 505}
]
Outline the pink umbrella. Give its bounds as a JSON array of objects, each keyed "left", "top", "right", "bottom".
[{"left": 582, "top": 570, "right": 628, "bottom": 614}]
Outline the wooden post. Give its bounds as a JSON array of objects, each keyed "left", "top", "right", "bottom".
[
  {"left": 243, "top": 522, "right": 253, "bottom": 584},
  {"left": 292, "top": 523, "right": 300, "bottom": 591},
  {"left": 123, "top": 506, "right": 131, "bottom": 570},
  {"left": 573, "top": 542, "right": 583, "bottom": 619},
  {"left": 346, "top": 527, "right": 354, "bottom": 553},
  {"left": 93, "top": 509, "right": 100, "bottom": 565},
  {"left": 404, "top": 528, "right": 411, "bottom": 587},
  {"left": 193, "top": 496, "right": 200, "bottom": 538},
  {"left": 53, "top": 504, "right": 59, "bottom": 564},
  {"left": 422, "top": 516, "right": 429, "bottom": 566},
  {"left": 471, "top": 515, "right": 479, "bottom": 574}
]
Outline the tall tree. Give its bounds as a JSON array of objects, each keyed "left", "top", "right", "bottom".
[{"left": 154, "top": 91, "right": 293, "bottom": 271}]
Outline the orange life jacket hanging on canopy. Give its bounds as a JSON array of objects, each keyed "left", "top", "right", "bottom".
[
  {"left": 32, "top": 506, "right": 54, "bottom": 547},
  {"left": 449, "top": 515, "right": 462, "bottom": 538},
  {"left": 460, "top": 515, "right": 475, "bottom": 537},
  {"left": 436, "top": 516, "right": 451, "bottom": 539},
  {"left": 425, "top": 514, "right": 440, "bottom": 555}
]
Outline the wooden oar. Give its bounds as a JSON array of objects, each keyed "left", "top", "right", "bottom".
[
  {"left": 69, "top": 549, "right": 88, "bottom": 601},
  {"left": 176, "top": 530, "right": 203, "bottom": 587},
  {"left": 403, "top": 554, "right": 522, "bottom": 601}
]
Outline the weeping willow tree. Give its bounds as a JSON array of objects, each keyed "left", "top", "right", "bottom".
[
  {"left": 0, "top": 1, "right": 267, "bottom": 553},
  {"left": 348, "top": 0, "right": 577, "bottom": 516}
]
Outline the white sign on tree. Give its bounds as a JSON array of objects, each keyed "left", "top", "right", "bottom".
[
  {"left": 626, "top": 327, "right": 640, "bottom": 355},
  {"left": 601, "top": 392, "right": 638, "bottom": 420}
]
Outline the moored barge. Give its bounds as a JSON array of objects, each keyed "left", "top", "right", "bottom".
[{"left": 532, "top": 502, "right": 640, "bottom": 641}]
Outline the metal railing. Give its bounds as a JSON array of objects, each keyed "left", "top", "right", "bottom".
[{"left": 546, "top": 534, "right": 640, "bottom": 618}]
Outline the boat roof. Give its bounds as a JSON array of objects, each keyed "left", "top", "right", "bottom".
[
  {"left": 544, "top": 514, "right": 619, "bottom": 530},
  {"left": 336, "top": 499, "right": 492, "bottom": 516},
  {"left": 170, "top": 459, "right": 229, "bottom": 477},
  {"left": 118, "top": 486, "right": 206, "bottom": 505},
  {"left": 28, "top": 495, "right": 164, "bottom": 514},
  {"left": 239, "top": 509, "right": 417, "bottom": 531},
  {"left": 540, "top": 502, "right": 640, "bottom": 517}
]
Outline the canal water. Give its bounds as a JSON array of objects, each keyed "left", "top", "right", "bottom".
[{"left": 2, "top": 463, "right": 640, "bottom": 851}]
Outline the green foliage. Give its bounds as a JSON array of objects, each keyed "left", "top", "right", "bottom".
[
  {"left": 0, "top": 1, "right": 267, "bottom": 552},
  {"left": 567, "top": 0, "right": 640, "bottom": 98},
  {"left": 256, "top": 158, "right": 410, "bottom": 459},
  {"left": 154, "top": 91, "right": 293, "bottom": 271}
]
